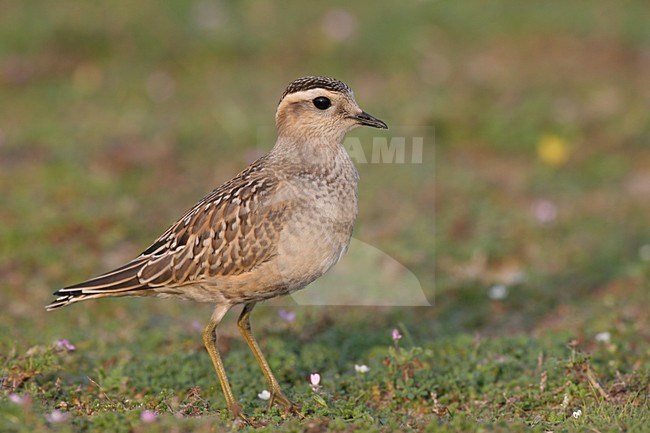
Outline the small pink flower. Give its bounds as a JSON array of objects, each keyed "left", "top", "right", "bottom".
[
  {"left": 278, "top": 309, "right": 296, "bottom": 323},
  {"left": 9, "top": 393, "right": 29, "bottom": 405},
  {"left": 190, "top": 320, "right": 203, "bottom": 332},
  {"left": 533, "top": 200, "right": 558, "bottom": 224},
  {"left": 391, "top": 329, "right": 402, "bottom": 341},
  {"left": 45, "top": 410, "right": 70, "bottom": 423},
  {"left": 140, "top": 410, "right": 158, "bottom": 423},
  {"left": 55, "top": 339, "right": 76, "bottom": 352},
  {"left": 309, "top": 373, "right": 321, "bottom": 391}
]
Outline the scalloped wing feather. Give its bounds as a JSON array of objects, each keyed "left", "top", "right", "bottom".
[{"left": 47, "top": 160, "right": 289, "bottom": 309}]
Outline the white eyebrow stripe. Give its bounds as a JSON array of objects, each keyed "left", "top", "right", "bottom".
[{"left": 280, "top": 89, "right": 340, "bottom": 105}]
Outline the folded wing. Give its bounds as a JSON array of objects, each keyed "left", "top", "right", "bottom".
[{"left": 46, "top": 161, "right": 289, "bottom": 310}]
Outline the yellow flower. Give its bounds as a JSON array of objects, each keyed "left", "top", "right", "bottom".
[{"left": 537, "top": 134, "right": 570, "bottom": 167}]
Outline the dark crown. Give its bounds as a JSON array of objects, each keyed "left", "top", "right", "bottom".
[{"left": 280, "top": 76, "right": 352, "bottom": 102}]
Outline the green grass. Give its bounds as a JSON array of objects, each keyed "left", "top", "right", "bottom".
[{"left": 1, "top": 1, "right": 649, "bottom": 432}]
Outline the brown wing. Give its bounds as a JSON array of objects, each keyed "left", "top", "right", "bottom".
[
  {"left": 47, "top": 159, "right": 289, "bottom": 309},
  {"left": 137, "top": 175, "right": 286, "bottom": 285}
]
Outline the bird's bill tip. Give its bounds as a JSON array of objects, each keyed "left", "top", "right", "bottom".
[{"left": 354, "top": 111, "right": 388, "bottom": 129}]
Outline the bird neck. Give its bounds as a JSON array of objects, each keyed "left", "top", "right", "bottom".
[{"left": 270, "top": 131, "right": 353, "bottom": 174}]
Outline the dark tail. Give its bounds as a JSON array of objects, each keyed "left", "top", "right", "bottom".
[{"left": 45, "top": 258, "right": 149, "bottom": 310}]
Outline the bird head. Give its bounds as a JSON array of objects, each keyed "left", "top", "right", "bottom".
[{"left": 275, "top": 76, "right": 387, "bottom": 143}]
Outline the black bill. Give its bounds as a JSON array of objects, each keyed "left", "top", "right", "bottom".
[{"left": 354, "top": 111, "right": 388, "bottom": 129}]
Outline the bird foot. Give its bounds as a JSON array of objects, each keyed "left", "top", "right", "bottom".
[
  {"left": 229, "top": 405, "right": 259, "bottom": 429},
  {"left": 268, "top": 392, "right": 302, "bottom": 417}
]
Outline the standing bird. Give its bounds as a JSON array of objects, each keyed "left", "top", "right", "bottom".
[{"left": 46, "top": 76, "right": 387, "bottom": 424}]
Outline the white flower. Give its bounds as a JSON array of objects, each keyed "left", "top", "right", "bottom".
[
  {"left": 257, "top": 390, "right": 271, "bottom": 400},
  {"left": 595, "top": 332, "right": 611, "bottom": 343},
  {"left": 309, "top": 373, "right": 321, "bottom": 391},
  {"left": 45, "top": 410, "right": 70, "bottom": 424},
  {"left": 572, "top": 409, "right": 582, "bottom": 419},
  {"left": 488, "top": 284, "right": 508, "bottom": 300},
  {"left": 354, "top": 364, "right": 370, "bottom": 374},
  {"left": 639, "top": 244, "right": 650, "bottom": 261}
]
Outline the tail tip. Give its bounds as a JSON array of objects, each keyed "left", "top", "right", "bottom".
[{"left": 45, "top": 292, "right": 76, "bottom": 310}]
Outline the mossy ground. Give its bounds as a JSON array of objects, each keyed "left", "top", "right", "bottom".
[{"left": 1, "top": 1, "right": 649, "bottom": 432}]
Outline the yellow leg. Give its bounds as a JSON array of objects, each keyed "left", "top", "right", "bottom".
[
  {"left": 202, "top": 305, "right": 249, "bottom": 425},
  {"left": 237, "top": 303, "right": 300, "bottom": 413}
]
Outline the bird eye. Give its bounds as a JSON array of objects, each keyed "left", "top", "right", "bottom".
[{"left": 312, "top": 96, "right": 331, "bottom": 110}]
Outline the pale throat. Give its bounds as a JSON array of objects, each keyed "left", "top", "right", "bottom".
[{"left": 271, "top": 131, "right": 351, "bottom": 170}]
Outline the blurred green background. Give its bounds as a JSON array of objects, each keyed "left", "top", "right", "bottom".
[{"left": 1, "top": 1, "right": 649, "bottom": 432}]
